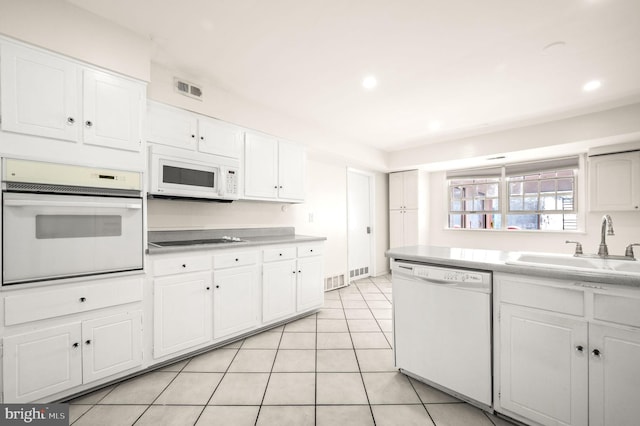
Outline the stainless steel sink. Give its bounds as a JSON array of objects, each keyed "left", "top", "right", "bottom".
[{"left": 506, "top": 252, "right": 640, "bottom": 277}]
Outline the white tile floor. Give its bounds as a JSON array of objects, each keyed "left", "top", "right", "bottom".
[{"left": 68, "top": 275, "right": 516, "bottom": 425}]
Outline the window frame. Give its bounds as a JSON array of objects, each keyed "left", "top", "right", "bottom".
[{"left": 446, "top": 156, "right": 583, "bottom": 232}]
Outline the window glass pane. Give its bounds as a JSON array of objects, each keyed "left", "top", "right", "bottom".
[
  {"left": 524, "top": 196, "right": 539, "bottom": 210},
  {"left": 557, "top": 179, "right": 573, "bottom": 191},
  {"left": 524, "top": 174, "right": 539, "bottom": 180},
  {"left": 485, "top": 198, "right": 500, "bottom": 211},
  {"left": 449, "top": 214, "right": 463, "bottom": 228},
  {"left": 540, "top": 195, "right": 557, "bottom": 210},
  {"left": 540, "top": 172, "right": 556, "bottom": 179},
  {"left": 486, "top": 183, "right": 499, "bottom": 197},
  {"left": 559, "top": 196, "right": 573, "bottom": 210},
  {"left": 475, "top": 184, "right": 487, "bottom": 196},
  {"left": 507, "top": 214, "right": 539, "bottom": 230},
  {"left": 540, "top": 180, "right": 556, "bottom": 193},
  {"left": 451, "top": 200, "right": 463, "bottom": 211},
  {"left": 510, "top": 197, "right": 523, "bottom": 210},
  {"left": 466, "top": 214, "right": 486, "bottom": 229},
  {"left": 509, "top": 182, "right": 522, "bottom": 195},
  {"left": 451, "top": 186, "right": 463, "bottom": 199},
  {"left": 523, "top": 181, "right": 538, "bottom": 194},
  {"left": 557, "top": 170, "right": 574, "bottom": 177}
]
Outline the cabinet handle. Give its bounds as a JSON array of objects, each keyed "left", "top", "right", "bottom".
[
  {"left": 67, "top": 117, "right": 75, "bottom": 124},
  {"left": 200, "top": 136, "right": 204, "bottom": 140},
  {"left": 592, "top": 349, "right": 602, "bottom": 358},
  {"left": 85, "top": 339, "right": 91, "bottom": 345},
  {"left": 85, "top": 120, "right": 93, "bottom": 127},
  {"left": 310, "top": 249, "right": 313, "bottom": 252},
  {"left": 298, "top": 270, "right": 302, "bottom": 273},
  {"left": 206, "top": 286, "right": 210, "bottom": 290},
  {"left": 191, "top": 134, "right": 196, "bottom": 138},
  {"left": 79, "top": 297, "right": 86, "bottom": 303},
  {"left": 182, "top": 264, "right": 186, "bottom": 268},
  {"left": 274, "top": 186, "right": 278, "bottom": 189},
  {"left": 293, "top": 271, "right": 296, "bottom": 274},
  {"left": 215, "top": 285, "right": 220, "bottom": 289},
  {"left": 235, "top": 258, "right": 239, "bottom": 262},
  {"left": 72, "top": 342, "right": 79, "bottom": 348},
  {"left": 575, "top": 345, "right": 584, "bottom": 353},
  {"left": 279, "top": 186, "right": 283, "bottom": 189},
  {"left": 279, "top": 253, "right": 282, "bottom": 256}
]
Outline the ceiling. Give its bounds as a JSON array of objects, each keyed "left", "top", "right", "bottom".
[{"left": 67, "top": 0, "right": 640, "bottom": 152}]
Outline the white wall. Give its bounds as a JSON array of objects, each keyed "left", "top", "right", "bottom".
[
  {"left": 427, "top": 170, "right": 640, "bottom": 256},
  {"left": 0, "top": 0, "right": 150, "bottom": 81}
]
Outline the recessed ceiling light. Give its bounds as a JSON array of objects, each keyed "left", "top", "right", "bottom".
[
  {"left": 428, "top": 121, "right": 442, "bottom": 132},
  {"left": 583, "top": 80, "right": 602, "bottom": 92},
  {"left": 362, "top": 75, "right": 377, "bottom": 90}
]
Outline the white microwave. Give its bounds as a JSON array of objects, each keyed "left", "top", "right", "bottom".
[{"left": 149, "top": 145, "right": 240, "bottom": 201}]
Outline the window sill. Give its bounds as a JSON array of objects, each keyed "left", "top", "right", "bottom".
[{"left": 443, "top": 227, "right": 586, "bottom": 235}]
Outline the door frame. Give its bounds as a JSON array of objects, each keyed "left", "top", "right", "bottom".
[{"left": 346, "top": 167, "right": 377, "bottom": 281}]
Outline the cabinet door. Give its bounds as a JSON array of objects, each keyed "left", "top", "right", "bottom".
[
  {"left": 403, "top": 209, "right": 420, "bottom": 246},
  {"left": 83, "top": 69, "right": 144, "bottom": 152},
  {"left": 278, "top": 141, "right": 306, "bottom": 201},
  {"left": 147, "top": 101, "right": 198, "bottom": 149},
  {"left": 389, "top": 172, "right": 405, "bottom": 210},
  {"left": 389, "top": 210, "right": 405, "bottom": 249},
  {"left": 297, "top": 256, "right": 324, "bottom": 312},
  {"left": 589, "top": 152, "right": 640, "bottom": 211},
  {"left": 244, "top": 133, "right": 278, "bottom": 199},
  {"left": 402, "top": 170, "right": 419, "bottom": 210},
  {"left": 589, "top": 324, "right": 640, "bottom": 426},
  {"left": 499, "top": 304, "right": 588, "bottom": 426},
  {"left": 213, "top": 266, "right": 259, "bottom": 338},
  {"left": 0, "top": 43, "right": 79, "bottom": 142},
  {"left": 198, "top": 117, "right": 242, "bottom": 159},
  {"left": 82, "top": 311, "right": 143, "bottom": 383},
  {"left": 3, "top": 323, "right": 82, "bottom": 403},
  {"left": 263, "top": 260, "right": 297, "bottom": 323},
  {"left": 153, "top": 272, "right": 213, "bottom": 358}
]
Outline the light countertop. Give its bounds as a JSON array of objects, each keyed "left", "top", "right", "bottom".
[{"left": 386, "top": 245, "right": 640, "bottom": 287}]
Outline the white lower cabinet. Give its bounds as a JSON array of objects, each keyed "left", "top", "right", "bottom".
[
  {"left": 263, "top": 259, "right": 297, "bottom": 323},
  {"left": 3, "top": 311, "right": 142, "bottom": 403},
  {"left": 213, "top": 265, "right": 260, "bottom": 338},
  {"left": 588, "top": 324, "right": 640, "bottom": 426},
  {"left": 296, "top": 255, "right": 324, "bottom": 311},
  {"left": 496, "top": 273, "right": 640, "bottom": 426},
  {"left": 499, "top": 304, "right": 588, "bottom": 426},
  {"left": 153, "top": 271, "right": 213, "bottom": 358}
]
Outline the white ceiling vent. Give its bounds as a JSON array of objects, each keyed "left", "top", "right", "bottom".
[{"left": 174, "top": 78, "right": 203, "bottom": 101}]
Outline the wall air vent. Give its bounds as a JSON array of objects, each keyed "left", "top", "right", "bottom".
[
  {"left": 174, "top": 78, "right": 203, "bottom": 101},
  {"left": 324, "top": 274, "right": 346, "bottom": 292}
]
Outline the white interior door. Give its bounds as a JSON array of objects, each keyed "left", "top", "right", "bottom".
[{"left": 347, "top": 169, "right": 373, "bottom": 281}]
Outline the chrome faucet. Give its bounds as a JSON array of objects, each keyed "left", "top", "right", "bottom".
[{"left": 598, "top": 214, "right": 614, "bottom": 256}]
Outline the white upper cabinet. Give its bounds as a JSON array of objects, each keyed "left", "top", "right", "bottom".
[
  {"left": 83, "top": 69, "right": 144, "bottom": 152},
  {"left": 244, "top": 132, "right": 306, "bottom": 202},
  {"left": 0, "top": 41, "right": 145, "bottom": 152},
  {"left": 589, "top": 151, "right": 640, "bottom": 211},
  {"left": 147, "top": 101, "right": 198, "bottom": 149},
  {"left": 389, "top": 170, "right": 419, "bottom": 210},
  {"left": 147, "top": 101, "right": 242, "bottom": 159},
  {"left": 278, "top": 140, "right": 306, "bottom": 201},
  {"left": 1, "top": 43, "right": 79, "bottom": 142},
  {"left": 198, "top": 117, "right": 242, "bottom": 159}
]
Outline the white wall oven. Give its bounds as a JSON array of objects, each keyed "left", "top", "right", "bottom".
[
  {"left": 149, "top": 145, "right": 240, "bottom": 201},
  {"left": 2, "top": 158, "right": 143, "bottom": 285}
]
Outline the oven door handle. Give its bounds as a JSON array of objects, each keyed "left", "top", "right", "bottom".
[{"left": 3, "top": 200, "right": 142, "bottom": 209}]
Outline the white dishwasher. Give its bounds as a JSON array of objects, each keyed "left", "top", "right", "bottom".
[{"left": 392, "top": 259, "right": 492, "bottom": 408}]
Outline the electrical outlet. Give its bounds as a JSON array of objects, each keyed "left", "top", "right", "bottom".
[{"left": 308, "top": 213, "right": 314, "bottom": 223}]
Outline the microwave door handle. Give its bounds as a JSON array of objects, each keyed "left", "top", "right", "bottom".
[{"left": 3, "top": 200, "right": 142, "bottom": 209}]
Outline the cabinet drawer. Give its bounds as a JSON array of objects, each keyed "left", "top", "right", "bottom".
[
  {"left": 499, "top": 278, "right": 584, "bottom": 316},
  {"left": 297, "top": 244, "right": 323, "bottom": 258},
  {"left": 594, "top": 293, "right": 640, "bottom": 328},
  {"left": 213, "top": 251, "right": 258, "bottom": 269},
  {"left": 5, "top": 278, "right": 143, "bottom": 326},
  {"left": 263, "top": 247, "right": 297, "bottom": 262},
  {"left": 153, "top": 255, "right": 211, "bottom": 276}
]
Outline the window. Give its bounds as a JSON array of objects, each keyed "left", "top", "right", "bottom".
[
  {"left": 449, "top": 178, "right": 501, "bottom": 229},
  {"left": 447, "top": 156, "right": 580, "bottom": 231}
]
